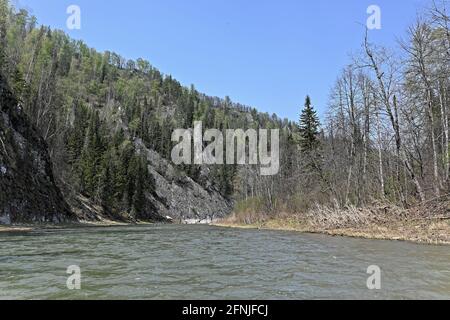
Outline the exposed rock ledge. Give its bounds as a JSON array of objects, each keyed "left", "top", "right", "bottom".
[
  {"left": 0, "top": 75, "right": 75, "bottom": 224},
  {"left": 134, "top": 138, "right": 234, "bottom": 222}
]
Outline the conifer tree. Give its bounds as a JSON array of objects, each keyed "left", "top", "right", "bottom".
[
  {"left": 131, "top": 157, "right": 147, "bottom": 217},
  {"left": 80, "top": 110, "right": 104, "bottom": 195},
  {"left": 99, "top": 154, "right": 113, "bottom": 207},
  {"left": 299, "top": 96, "right": 321, "bottom": 153}
]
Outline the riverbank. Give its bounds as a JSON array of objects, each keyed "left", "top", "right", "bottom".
[
  {"left": 214, "top": 200, "right": 450, "bottom": 245},
  {"left": 0, "top": 219, "right": 156, "bottom": 233},
  {"left": 215, "top": 218, "right": 450, "bottom": 245},
  {"left": 2, "top": 200, "right": 449, "bottom": 244},
  {"left": 0, "top": 225, "right": 33, "bottom": 232}
]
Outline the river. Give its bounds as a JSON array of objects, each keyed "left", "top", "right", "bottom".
[{"left": 0, "top": 224, "right": 449, "bottom": 299}]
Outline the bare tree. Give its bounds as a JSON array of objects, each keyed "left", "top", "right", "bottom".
[{"left": 363, "top": 31, "right": 426, "bottom": 202}]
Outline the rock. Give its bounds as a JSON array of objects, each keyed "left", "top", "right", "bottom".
[
  {"left": 0, "top": 74, "right": 75, "bottom": 224},
  {"left": 0, "top": 212, "right": 10, "bottom": 224},
  {"left": 134, "top": 139, "right": 233, "bottom": 221}
]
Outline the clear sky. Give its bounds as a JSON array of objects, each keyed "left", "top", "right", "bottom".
[{"left": 15, "top": 0, "right": 429, "bottom": 121}]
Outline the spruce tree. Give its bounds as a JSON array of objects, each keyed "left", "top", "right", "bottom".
[
  {"left": 99, "top": 155, "right": 113, "bottom": 208},
  {"left": 80, "top": 110, "right": 104, "bottom": 195},
  {"left": 185, "top": 85, "right": 197, "bottom": 127},
  {"left": 131, "top": 158, "right": 147, "bottom": 218},
  {"left": 299, "top": 96, "right": 320, "bottom": 153}
]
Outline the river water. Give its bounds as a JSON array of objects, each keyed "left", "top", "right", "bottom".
[{"left": 0, "top": 224, "right": 449, "bottom": 300}]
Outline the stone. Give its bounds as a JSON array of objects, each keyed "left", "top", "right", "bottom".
[{"left": 0, "top": 74, "right": 75, "bottom": 224}]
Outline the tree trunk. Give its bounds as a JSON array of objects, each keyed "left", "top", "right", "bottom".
[{"left": 376, "top": 110, "right": 385, "bottom": 198}]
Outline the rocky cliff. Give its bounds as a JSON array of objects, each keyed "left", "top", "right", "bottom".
[
  {"left": 134, "top": 138, "right": 233, "bottom": 223},
  {"left": 0, "top": 75, "right": 74, "bottom": 224}
]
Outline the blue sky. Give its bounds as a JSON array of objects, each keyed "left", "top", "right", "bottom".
[{"left": 15, "top": 0, "right": 428, "bottom": 121}]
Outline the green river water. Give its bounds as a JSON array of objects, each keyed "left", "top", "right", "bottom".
[{"left": 1, "top": 224, "right": 449, "bottom": 299}]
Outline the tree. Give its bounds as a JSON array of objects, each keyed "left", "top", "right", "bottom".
[
  {"left": 299, "top": 96, "right": 321, "bottom": 153},
  {"left": 363, "top": 31, "right": 426, "bottom": 202},
  {"left": 79, "top": 110, "right": 104, "bottom": 195},
  {"left": 99, "top": 154, "right": 113, "bottom": 207},
  {"left": 131, "top": 157, "right": 148, "bottom": 217}
]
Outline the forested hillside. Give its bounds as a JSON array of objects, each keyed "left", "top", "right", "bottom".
[{"left": 0, "top": 0, "right": 297, "bottom": 223}]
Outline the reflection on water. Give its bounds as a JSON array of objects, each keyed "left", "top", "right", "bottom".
[{"left": 0, "top": 224, "right": 449, "bottom": 299}]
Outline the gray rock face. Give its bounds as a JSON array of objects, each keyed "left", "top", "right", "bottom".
[
  {"left": 135, "top": 139, "right": 233, "bottom": 222},
  {"left": 0, "top": 75, "right": 74, "bottom": 224}
]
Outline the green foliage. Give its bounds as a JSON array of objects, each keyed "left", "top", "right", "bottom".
[
  {"left": 79, "top": 110, "right": 104, "bottom": 195},
  {"left": 299, "top": 96, "right": 321, "bottom": 153}
]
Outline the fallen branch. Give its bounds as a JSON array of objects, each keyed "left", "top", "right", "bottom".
[
  {"left": 410, "top": 216, "right": 450, "bottom": 221},
  {"left": 0, "top": 136, "right": 8, "bottom": 157}
]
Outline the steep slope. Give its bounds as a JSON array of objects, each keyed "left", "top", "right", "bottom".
[
  {"left": 0, "top": 75, "right": 74, "bottom": 224},
  {"left": 134, "top": 138, "right": 233, "bottom": 222}
]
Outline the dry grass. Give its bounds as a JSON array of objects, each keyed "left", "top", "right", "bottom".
[{"left": 217, "top": 199, "right": 450, "bottom": 245}]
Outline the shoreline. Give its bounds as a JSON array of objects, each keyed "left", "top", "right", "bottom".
[
  {"left": 0, "top": 219, "right": 156, "bottom": 233},
  {"left": 0, "top": 225, "right": 34, "bottom": 233},
  {"left": 213, "top": 216, "right": 450, "bottom": 245},
  {"left": 2, "top": 215, "right": 449, "bottom": 246}
]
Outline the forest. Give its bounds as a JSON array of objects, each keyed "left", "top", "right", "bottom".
[
  {"left": 1, "top": 0, "right": 450, "bottom": 225},
  {"left": 233, "top": 0, "right": 450, "bottom": 222}
]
